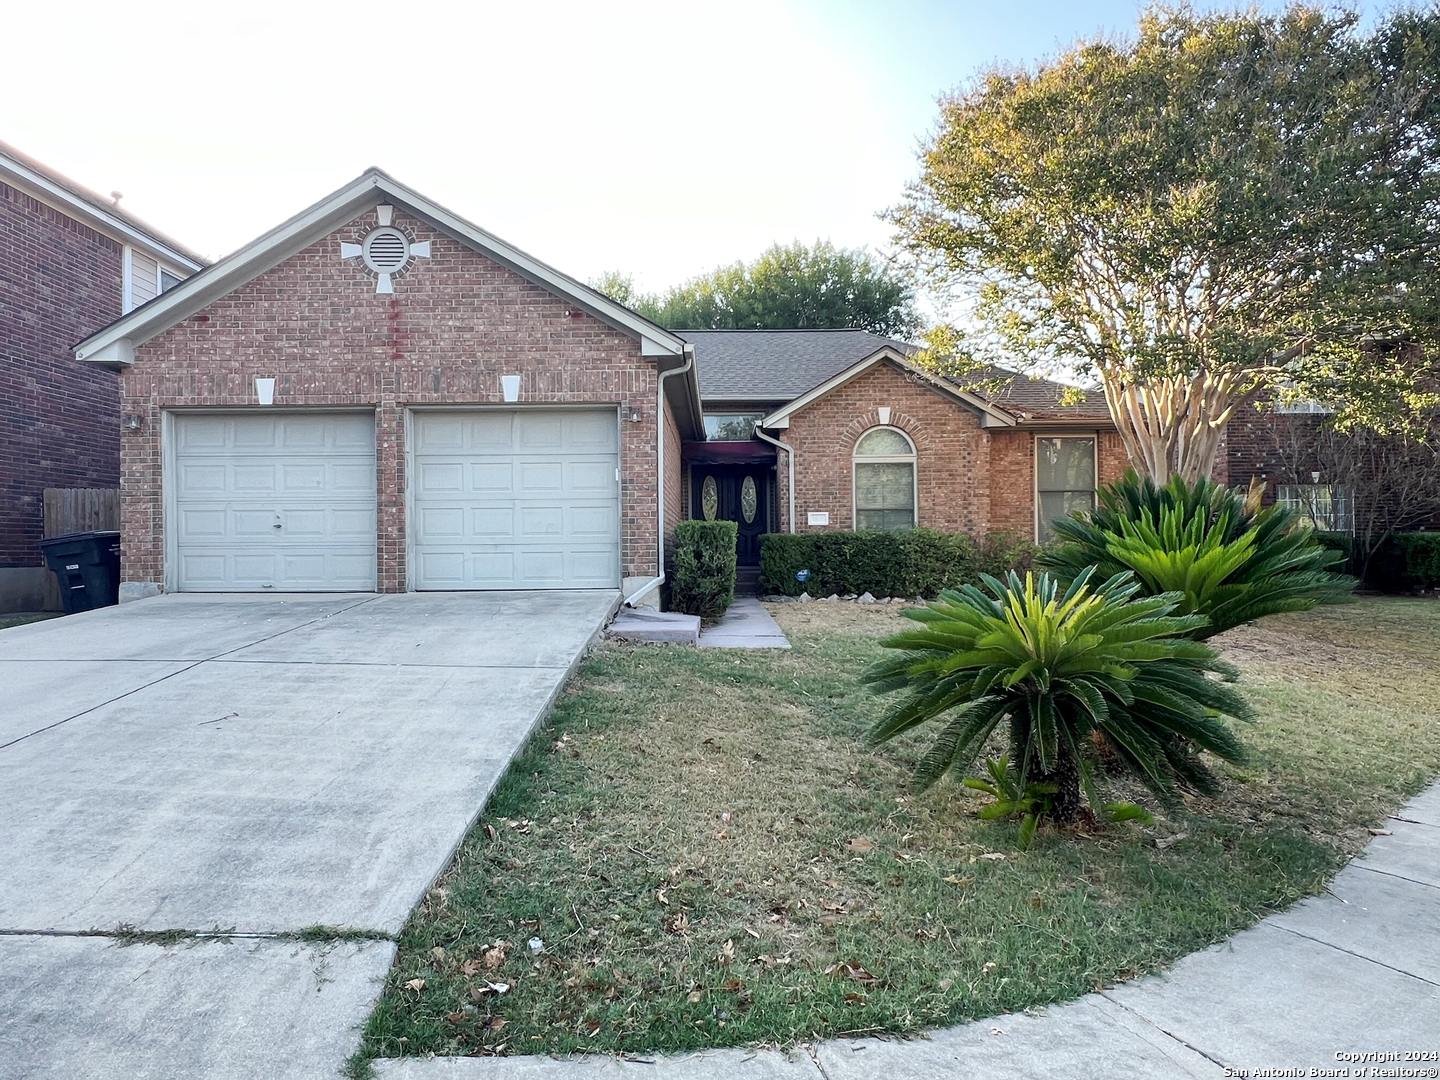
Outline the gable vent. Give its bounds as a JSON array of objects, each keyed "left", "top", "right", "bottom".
[{"left": 363, "top": 228, "right": 409, "bottom": 273}]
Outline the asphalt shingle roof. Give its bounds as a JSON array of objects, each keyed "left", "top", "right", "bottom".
[
  {"left": 682, "top": 328, "right": 1109, "bottom": 423},
  {"left": 681, "top": 329, "right": 914, "bottom": 400}
]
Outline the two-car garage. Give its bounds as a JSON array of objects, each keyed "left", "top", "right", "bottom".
[{"left": 170, "top": 408, "right": 621, "bottom": 593}]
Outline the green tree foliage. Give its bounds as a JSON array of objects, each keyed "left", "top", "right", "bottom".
[
  {"left": 865, "top": 570, "right": 1251, "bottom": 822},
  {"left": 1039, "top": 474, "right": 1355, "bottom": 638},
  {"left": 591, "top": 241, "right": 918, "bottom": 336},
  {"left": 891, "top": 5, "right": 1440, "bottom": 482}
]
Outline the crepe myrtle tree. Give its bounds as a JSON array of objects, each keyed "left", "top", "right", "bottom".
[{"left": 890, "top": 5, "right": 1440, "bottom": 484}]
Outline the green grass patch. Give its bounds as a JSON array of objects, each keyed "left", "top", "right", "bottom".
[
  {"left": 0, "top": 613, "right": 60, "bottom": 631},
  {"left": 356, "top": 598, "right": 1440, "bottom": 1063}
]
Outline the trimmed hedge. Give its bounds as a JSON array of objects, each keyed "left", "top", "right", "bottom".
[
  {"left": 1368, "top": 532, "right": 1440, "bottom": 592},
  {"left": 758, "top": 528, "right": 1037, "bottom": 599},
  {"left": 670, "top": 520, "right": 738, "bottom": 618}
]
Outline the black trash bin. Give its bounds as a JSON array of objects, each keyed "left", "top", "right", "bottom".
[{"left": 38, "top": 531, "right": 122, "bottom": 614}]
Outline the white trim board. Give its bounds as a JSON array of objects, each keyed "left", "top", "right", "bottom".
[{"left": 758, "top": 347, "right": 1018, "bottom": 431}]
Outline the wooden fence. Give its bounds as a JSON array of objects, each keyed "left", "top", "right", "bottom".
[{"left": 43, "top": 488, "right": 120, "bottom": 538}]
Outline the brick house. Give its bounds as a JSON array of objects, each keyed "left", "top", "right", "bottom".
[
  {"left": 74, "top": 169, "right": 1125, "bottom": 609},
  {"left": 679, "top": 330, "right": 1127, "bottom": 580},
  {"left": 76, "top": 169, "right": 703, "bottom": 605},
  {"left": 1, "top": 140, "right": 204, "bottom": 612}
]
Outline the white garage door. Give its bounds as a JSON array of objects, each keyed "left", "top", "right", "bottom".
[
  {"left": 173, "top": 413, "right": 377, "bottom": 591},
  {"left": 411, "top": 408, "right": 620, "bottom": 590}
]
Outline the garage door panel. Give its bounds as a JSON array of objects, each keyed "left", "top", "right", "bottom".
[
  {"left": 420, "top": 462, "right": 464, "bottom": 492},
  {"left": 418, "top": 507, "right": 465, "bottom": 542},
  {"left": 174, "top": 413, "right": 376, "bottom": 592},
  {"left": 412, "top": 409, "right": 620, "bottom": 591}
]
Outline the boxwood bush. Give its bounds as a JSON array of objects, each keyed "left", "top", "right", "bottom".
[
  {"left": 669, "top": 520, "right": 738, "bottom": 617},
  {"left": 758, "top": 528, "right": 1036, "bottom": 598},
  {"left": 1368, "top": 532, "right": 1440, "bottom": 592}
]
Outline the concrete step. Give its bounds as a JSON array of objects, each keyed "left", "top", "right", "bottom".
[{"left": 605, "top": 608, "right": 700, "bottom": 645}]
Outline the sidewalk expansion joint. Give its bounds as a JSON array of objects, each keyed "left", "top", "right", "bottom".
[
  {"left": 1268, "top": 922, "right": 1440, "bottom": 987},
  {"left": 1352, "top": 862, "right": 1440, "bottom": 892},
  {"left": 1099, "top": 993, "right": 1232, "bottom": 1072}
]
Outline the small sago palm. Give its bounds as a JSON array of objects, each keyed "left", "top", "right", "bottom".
[
  {"left": 1039, "top": 473, "right": 1354, "bottom": 640},
  {"left": 864, "top": 570, "right": 1251, "bottom": 823}
]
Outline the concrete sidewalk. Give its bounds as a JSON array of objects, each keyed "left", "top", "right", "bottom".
[
  {"left": 697, "top": 597, "right": 790, "bottom": 649},
  {"left": 0, "top": 590, "right": 618, "bottom": 1080},
  {"left": 373, "top": 782, "right": 1440, "bottom": 1080}
]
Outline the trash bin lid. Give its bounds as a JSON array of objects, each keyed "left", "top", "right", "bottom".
[{"left": 38, "top": 530, "right": 121, "bottom": 547}]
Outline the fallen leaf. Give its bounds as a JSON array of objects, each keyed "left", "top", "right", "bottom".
[
  {"left": 942, "top": 875, "right": 973, "bottom": 887},
  {"left": 721, "top": 979, "right": 746, "bottom": 992},
  {"left": 1367, "top": 828, "right": 1393, "bottom": 836},
  {"left": 979, "top": 852, "right": 1006, "bottom": 861},
  {"left": 668, "top": 912, "right": 690, "bottom": 935},
  {"left": 1155, "top": 832, "right": 1189, "bottom": 850},
  {"left": 486, "top": 1016, "right": 507, "bottom": 1031},
  {"left": 714, "top": 830, "right": 730, "bottom": 841},
  {"left": 585, "top": 1021, "right": 602, "bottom": 1037},
  {"left": 462, "top": 960, "right": 483, "bottom": 977},
  {"left": 687, "top": 989, "right": 704, "bottom": 1003},
  {"left": 938, "top": 978, "right": 954, "bottom": 991},
  {"left": 484, "top": 824, "right": 499, "bottom": 842},
  {"left": 843, "top": 993, "right": 867, "bottom": 1006},
  {"left": 656, "top": 888, "right": 668, "bottom": 906},
  {"left": 430, "top": 946, "right": 446, "bottom": 963},
  {"left": 744, "top": 927, "right": 761, "bottom": 939},
  {"left": 982, "top": 961, "right": 998, "bottom": 975},
  {"left": 821, "top": 902, "right": 847, "bottom": 913},
  {"left": 404, "top": 978, "right": 426, "bottom": 992},
  {"left": 826, "top": 961, "right": 878, "bottom": 985},
  {"left": 483, "top": 945, "right": 507, "bottom": 969},
  {"left": 846, "top": 837, "right": 876, "bottom": 854},
  {"left": 718, "top": 939, "right": 736, "bottom": 964},
  {"left": 894, "top": 851, "right": 912, "bottom": 861},
  {"left": 445, "top": 1011, "right": 465, "bottom": 1024}
]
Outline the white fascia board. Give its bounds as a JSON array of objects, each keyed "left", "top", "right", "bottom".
[
  {"left": 78, "top": 177, "right": 389, "bottom": 362},
  {"left": 0, "top": 158, "right": 205, "bottom": 272},
  {"left": 372, "top": 174, "right": 686, "bottom": 357},
  {"left": 84, "top": 338, "right": 135, "bottom": 370},
  {"left": 759, "top": 347, "right": 1019, "bottom": 430}
]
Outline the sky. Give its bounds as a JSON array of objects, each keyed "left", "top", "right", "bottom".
[{"left": 4, "top": 0, "right": 1341, "bottom": 294}]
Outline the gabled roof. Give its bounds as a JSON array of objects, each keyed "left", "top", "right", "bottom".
[
  {"left": 74, "top": 167, "right": 689, "bottom": 368},
  {"left": 679, "top": 328, "right": 913, "bottom": 400},
  {"left": 760, "top": 346, "right": 1018, "bottom": 430},
  {"left": 0, "top": 139, "right": 207, "bottom": 270},
  {"left": 757, "top": 346, "right": 1115, "bottom": 431}
]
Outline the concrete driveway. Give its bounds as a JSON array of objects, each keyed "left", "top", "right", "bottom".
[{"left": 0, "top": 590, "right": 617, "bottom": 1079}]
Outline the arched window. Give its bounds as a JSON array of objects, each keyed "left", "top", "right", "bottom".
[{"left": 853, "top": 427, "right": 916, "bottom": 530}]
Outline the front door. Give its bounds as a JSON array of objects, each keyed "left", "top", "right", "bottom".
[{"left": 693, "top": 466, "right": 768, "bottom": 565}]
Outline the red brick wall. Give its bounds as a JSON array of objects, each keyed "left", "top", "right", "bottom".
[
  {"left": 776, "top": 360, "right": 1125, "bottom": 542},
  {"left": 0, "top": 181, "right": 124, "bottom": 566},
  {"left": 121, "top": 207, "right": 668, "bottom": 591},
  {"left": 779, "top": 362, "right": 991, "bottom": 534}
]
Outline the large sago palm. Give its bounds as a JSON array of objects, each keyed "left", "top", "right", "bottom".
[{"left": 865, "top": 570, "right": 1251, "bottom": 822}]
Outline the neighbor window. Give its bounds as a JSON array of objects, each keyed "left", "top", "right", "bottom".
[
  {"left": 704, "top": 413, "right": 764, "bottom": 441},
  {"left": 1036, "top": 436, "right": 1096, "bottom": 543},
  {"left": 1277, "top": 484, "right": 1353, "bottom": 532},
  {"left": 853, "top": 426, "right": 916, "bottom": 530},
  {"left": 124, "top": 249, "right": 185, "bottom": 312}
]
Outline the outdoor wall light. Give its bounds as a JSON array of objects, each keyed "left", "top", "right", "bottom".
[
  {"left": 501, "top": 375, "right": 521, "bottom": 403},
  {"left": 255, "top": 377, "right": 276, "bottom": 406},
  {"left": 122, "top": 415, "right": 144, "bottom": 431},
  {"left": 624, "top": 406, "right": 642, "bottom": 423}
]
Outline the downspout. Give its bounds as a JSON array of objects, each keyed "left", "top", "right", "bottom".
[
  {"left": 754, "top": 427, "right": 795, "bottom": 533},
  {"left": 625, "top": 343, "right": 695, "bottom": 608}
]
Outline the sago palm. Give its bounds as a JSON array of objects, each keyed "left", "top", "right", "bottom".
[
  {"left": 864, "top": 569, "right": 1251, "bottom": 822},
  {"left": 1039, "top": 473, "right": 1354, "bottom": 640}
]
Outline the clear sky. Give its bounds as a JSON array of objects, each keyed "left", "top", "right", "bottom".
[{"left": 4, "top": 0, "right": 1331, "bottom": 292}]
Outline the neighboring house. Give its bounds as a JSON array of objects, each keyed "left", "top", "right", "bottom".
[
  {"left": 679, "top": 329, "right": 1129, "bottom": 574},
  {"left": 74, "top": 169, "right": 703, "bottom": 604},
  {"left": 0, "top": 140, "right": 205, "bottom": 612}
]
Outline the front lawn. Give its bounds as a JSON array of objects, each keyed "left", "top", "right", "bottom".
[{"left": 355, "top": 597, "right": 1440, "bottom": 1068}]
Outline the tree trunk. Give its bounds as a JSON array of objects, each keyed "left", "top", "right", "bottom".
[
  {"left": 1027, "top": 741, "right": 1085, "bottom": 824},
  {"left": 1101, "top": 370, "right": 1251, "bottom": 485}
]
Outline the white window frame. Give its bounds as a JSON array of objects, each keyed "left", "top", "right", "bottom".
[
  {"left": 1034, "top": 433, "right": 1099, "bottom": 543},
  {"left": 123, "top": 246, "right": 187, "bottom": 312},
  {"left": 852, "top": 426, "right": 918, "bottom": 531},
  {"left": 1276, "top": 483, "right": 1354, "bottom": 533}
]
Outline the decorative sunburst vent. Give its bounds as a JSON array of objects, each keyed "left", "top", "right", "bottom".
[{"left": 340, "top": 205, "right": 431, "bottom": 294}]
